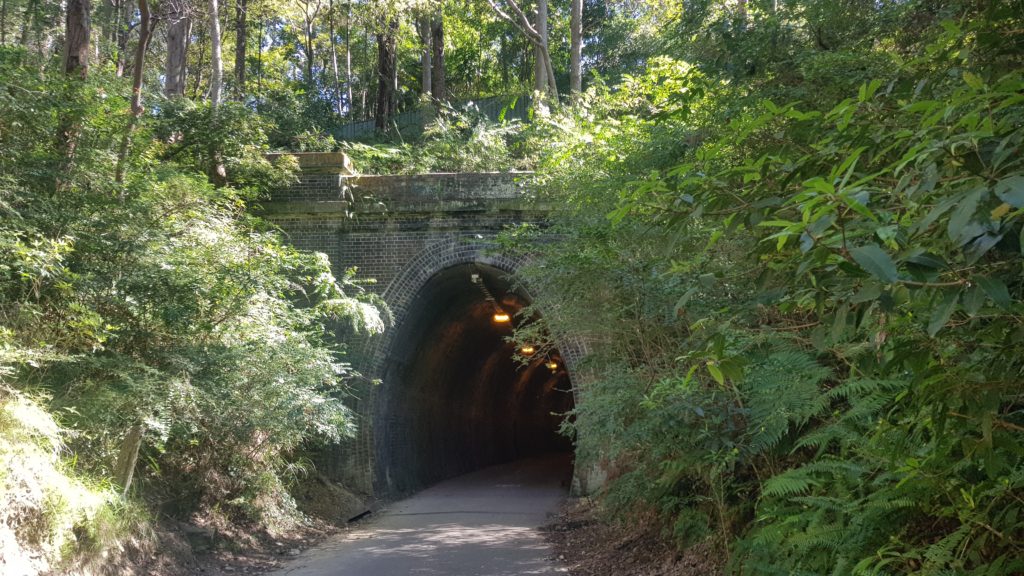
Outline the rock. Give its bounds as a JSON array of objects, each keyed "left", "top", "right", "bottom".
[
  {"left": 178, "top": 522, "right": 216, "bottom": 552},
  {"left": 288, "top": 548, "right": 301, "bottom": 557}
]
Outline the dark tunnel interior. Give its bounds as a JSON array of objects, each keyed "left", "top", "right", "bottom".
[{"left": 374, "top": 263, "right": 574, "bottom": 496}]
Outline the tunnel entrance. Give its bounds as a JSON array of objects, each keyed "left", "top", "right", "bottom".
[{"left": 374, "top": 263, "right": 574, "bottom": 496}]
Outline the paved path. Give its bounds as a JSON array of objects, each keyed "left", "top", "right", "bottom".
[{"left": 271, "top": 456, "right": 570, "bottom": 576}]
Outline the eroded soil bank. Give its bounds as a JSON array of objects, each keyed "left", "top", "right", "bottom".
[{"left": 542, "top": 499, "right": 724, "bottom": 576}]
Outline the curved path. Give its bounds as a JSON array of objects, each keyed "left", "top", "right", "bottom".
[{"left": 271, "top": 456, "right": 570, "bottom": 576}]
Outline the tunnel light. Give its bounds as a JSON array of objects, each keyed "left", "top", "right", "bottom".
[
  {"left": 493, "top": 310, "right": 511, "bottom": 323},
  {"left": 546, "top": 360, "right": 558, "bottom": 371},
  {"left": 520, "top": 345, "right": 536, "bottom": 356}
]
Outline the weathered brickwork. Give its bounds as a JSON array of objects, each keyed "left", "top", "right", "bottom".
[{"left": 259, "top": 171, "right": 586, "bottom": 498}]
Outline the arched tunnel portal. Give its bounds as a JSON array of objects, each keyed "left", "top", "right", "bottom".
[{"left": 373, "top": 263, "right": 574, "bottom": 496}]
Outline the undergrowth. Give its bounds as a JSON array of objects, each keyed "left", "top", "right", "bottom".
[
  {"left": 0, "top": 386, "right": 152, "bottom": 574},
  {"left": 503, "top": 2, "right": 1024, "bottom": 574}
]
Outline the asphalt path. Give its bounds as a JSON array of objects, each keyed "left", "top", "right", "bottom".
[{"left": 270, "top": 456, "right": 570, "bottom": 576}]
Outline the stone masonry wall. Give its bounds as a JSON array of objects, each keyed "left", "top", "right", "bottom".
[{"left": 257, "top": 171, "right": 589, "bottom": 498}]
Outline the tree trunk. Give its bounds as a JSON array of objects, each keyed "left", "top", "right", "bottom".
[
  {"left": 114, "top": 0, "right": 132, "bottom": 77},
  {"left": 114, "top": 423, "right": 144, "bottom": 496},
  {"left": 57, "top": 0, "right": 91, "bottom": 191},
  {"left": 1, "top": 0, "right": 8, "bottom": 45},
  {"left": 209, "top": 0, "right": 223, "bottom": 105},
  {"left": 165, "top": 2, "right": 190, "bottom": 97},
  {"left": 528, "top": 0, "right": 556, "bottom": 102},
  {"left": 374, "top": 16, "right": 397, "bottom": 131},
  {"left": 115, "top": 0, "right": 152, "bottom": 184},
  {"left": 345, "top": 1, "right": 352, "bottom": 114},
  {"left": 303, "top": 22, "right": 314, "bottom": 87},
  {"left": 485, "top": 0, "right": 555, "bottom": 102},
  {"left": 569, "top": 0, "right": 582, "bottom": 95},
  {"left": 533, "top": 4, "right": 544, "bottom": 95},
  {"left": 18, "top": 0, "right": 33, "bottom": 46},
  {"left": 64, "top": 0, "right": 91, "bottom": 77},
  {"left": 209, "top": 0, "right": 227, "bottom": 185},
  {"left": 328, "top": 0, "right": 342, "bottom": 114},
  {"left": 430, "top": 14, "right": 445, "bottom": 101},
  {"left": 419, "top": 17, "right": 431, "bottom": 97},
  {"left": 301, "top": 0, "right": 320, "bottom": 88},
  {"left": 191, "top": 22, "right": 205, "bottom": 98},
  {"left": 234, "top": 0, "right": 247, "bottom": 96},
  {"left": 256, "top": 11, "right": 263, "bottom": 94}
]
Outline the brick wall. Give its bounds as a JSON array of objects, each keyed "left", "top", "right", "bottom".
[{"left": 259, "top": 171, "right": 587, "bottom": 498}]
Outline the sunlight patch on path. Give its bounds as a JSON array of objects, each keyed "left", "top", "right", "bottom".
[{"left": 272, "top": 456, "right": 570, "bottom": 576}]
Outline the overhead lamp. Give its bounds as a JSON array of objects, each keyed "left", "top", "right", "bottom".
[
  {"left": 520, "top": 345, "right": 536, "bottom": 356},
  {"left": 493, "top": 310, "right": 511, "bottom": 323},
  {"left": 545, "top": 359, "right": 558, "bottom": 371}
]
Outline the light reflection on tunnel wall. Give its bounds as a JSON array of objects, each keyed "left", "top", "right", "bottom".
[{"left": 374, "top": 263, "right": 574, "bottom": 496}]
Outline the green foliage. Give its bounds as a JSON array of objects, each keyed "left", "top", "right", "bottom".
[
  {"left": 154, "top": 98, "right": 298, "bottom": 196},
  {"left": 504, "top": 2, "right": 1024, "bottom": 573},
  {"left": 0, "top": 41, "right": 383, "bottom": 566},
  {"left": 342, "top": 104, "right": 531, "bottom": 174},
  {"left": 0, "top": 386, "right": 151, "bottom": 573}
]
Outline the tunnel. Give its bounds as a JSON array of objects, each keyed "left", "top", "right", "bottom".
[{"left": 374, "top": 263, "right": 574, "bottom": 496}]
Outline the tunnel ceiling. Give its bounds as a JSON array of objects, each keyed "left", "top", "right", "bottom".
[{"left": 375, "top": 263, "right": 573, "bottom": 496}]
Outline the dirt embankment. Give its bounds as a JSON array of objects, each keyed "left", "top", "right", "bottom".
[
  {"left": 148, "top": 472, "right": 370, "bottom": 576},
  {"left": 542, "top": 499, "right": 724, "bottom": 576}
]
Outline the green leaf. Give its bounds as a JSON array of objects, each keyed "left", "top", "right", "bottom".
[
  {"left": 962, "top": 284, "right": 985, "bottom": 316},
  {"left": 850, "top": 244, "right": 898, "bottom": 283},
  {"left": 803, "top": 177, "right": 835, "bottom": 195},
  {"left": 707, "top": 362, "right": 725, "bottom": 386},
  {"left": 962, "top": 71, "right": 985, "bottom": 90},
  {"left": 994, "top": 176, "right": 1024, "bottom": 208},
  {"left": 850, "top": 283, "right": 882, "bottom": 304},
  {"left": 675, "top": 286, "right": 700, "bottom": 312},
  {"left": 947, "top": 188, "right": 983, "bottom": 244},
  {"left": 927, "top": 289, "right": 960, "bottom": 337},
  {"left": 831, "top": 303, "right": 850, "bottom": 343},
  {"left": 976, "top": 276, "right": 1011, "bottom": 309}
]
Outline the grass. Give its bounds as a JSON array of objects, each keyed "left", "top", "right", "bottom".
[{"left": 0, "top": 386, "right": 154, "bottom": 575}]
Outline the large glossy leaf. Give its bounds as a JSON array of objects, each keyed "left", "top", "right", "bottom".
[
  {"left": 928, "top": 289, "right": 960, "bottom": 337},
  {"left": 850, "top": 244, "right": 898, "bottom": 283},
  {"left": 976, "top": 276, "right": 1011, "bottom": 309},
  {"left": 995, "top": 175, "right": 1024, "bottom": 208}
]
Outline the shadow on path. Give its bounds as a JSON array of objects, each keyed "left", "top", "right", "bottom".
[{"left": 272, "top": 455, "right": 571, "bottom": 576}]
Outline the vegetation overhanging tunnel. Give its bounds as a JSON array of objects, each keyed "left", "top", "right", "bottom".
[{"left": 374, "top": 263, "right": 573, "bottom": 496}]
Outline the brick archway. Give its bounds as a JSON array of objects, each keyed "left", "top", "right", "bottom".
[
  {"left": 366, "top": 237, "right": 584, "bottom": 496},
  {"left": 259, "top": 169, "right": 594, "bottom": 499}
]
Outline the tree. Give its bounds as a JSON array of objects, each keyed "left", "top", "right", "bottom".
[
  {"left": 532, "top": 0, "right": 547, "bottom": 95},
  {"left": 419, "top": 15, "right": 432, "bottom": 95},
  {"left": 57, "top": 0, "right": 91, "bottom": 183},
  {"left": 1, "top": 0, "right": 9, "bottom": 44},
  {"left": 374, "top": 14, "right": 397, "bottom": 130},
  {"left": 63, "top": 0, "right": 91, "bottom": 77},
  {"left": 209, "top": 0, "right": 227, "bottom": 184},
  {"left": 115, "top": 0, "right": 154, "bottom": 184},
  {"left": 165, "top": 0, "right": 191, "bottom": 97},
  {"left": 485, "top": 0, "right": 556, "bottom": 101},
  {"left": 345, "top": 0, "right": 353, "bottom": 113},
  {"left": 328, "top": 0, "right": 343, "bottom": 113},
  {"left": 569, "top": 0, "right": 581, "bottom": 95},
  {"left": 234, "top": 0, "right": 247, "bottom": 95},
  {"left": 430, "top": 11, "right": 444, "bottom": 100},
  {"left": 298, "top": 0, "right": 323, "bottom": 88}
]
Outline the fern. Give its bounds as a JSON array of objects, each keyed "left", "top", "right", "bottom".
[
  {"left": 762, "top": 467, "right": 819, "bottom": 497},
  {"left": 741, "top": 349, "right": 831, "bottom": 455}
]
